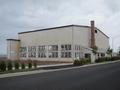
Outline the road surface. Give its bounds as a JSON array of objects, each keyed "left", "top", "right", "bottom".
[{"left": 0, "top": 61, "right": 120, "bottom": 90}]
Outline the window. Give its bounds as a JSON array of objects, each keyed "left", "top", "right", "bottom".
[
  {"left": 74, "top": 45, "right": 81, "bottom": 59},
  {"left": 48, "top": 45, "right": 58, "bottom": 58},
  {"left": 49, "top": 52, "right": 58, "bottom": 58},
  {"left": 20, "top": 47, "right": 27, "bottom": 57},
  {"left": 95, "top": 30, "right": 97, "bottom": 33},
  {"left": 61, "top": 44, "right": 71, "bottom": 58},
  {"left": 61, "top": 44, "right": 71, "bottom": 51},
  {"left": 38, "top": 46, "right": 46, "bottom": 58},
  {"left": 75, "top": 52, "right": 80, "bottom": 58},
  {"left": 61, "top": 52, "right": 71, "bottom": 58},
  {"left": 85, "top": 53, "right": 91, "bottom": 58},
  {"left": 75, "top": 45, "right": 80, "bottom": 51},
  {"left": 101, "top": 53, "right": 105, "bottom": 57},
  {"left": 48, "top": 45, "right": 58, "bottom": 51},
  {"left": 28, "top": 46, "right": 36, "bottom": 58}
]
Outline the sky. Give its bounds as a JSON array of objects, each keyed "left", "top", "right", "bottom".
[{"left": 0, "top": 0, "right": 120, "bottom": 55}]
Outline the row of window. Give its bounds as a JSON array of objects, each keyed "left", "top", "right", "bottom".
[{"left": 20, "top": 44, "right": 72, "bottom": 58}]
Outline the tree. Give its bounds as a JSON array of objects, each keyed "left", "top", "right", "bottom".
[
  {"left": 0, "top": 61, "right": 6, "bottom": 71},
  {"left": 117, "top": 46, "right": 120, "bottom": 56},
  {"left": 92, "top": 46, "right": 98, "bottom": 55},
  {"left": 106, "top": 47, "right": 113, "bottom": 57}
]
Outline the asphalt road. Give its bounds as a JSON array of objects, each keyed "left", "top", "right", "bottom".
[{"left": 0, "top": 61, "right": 120, "bottom": 90}]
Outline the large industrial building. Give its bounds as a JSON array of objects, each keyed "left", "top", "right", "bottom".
[{"left": 7, "top": 21, "right": 109, "bottom": 62}]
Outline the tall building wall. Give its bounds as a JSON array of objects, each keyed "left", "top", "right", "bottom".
[
  {"left": 73, "top": 26, "right": 90, "bottom": 47},
  {"left": 95, "top": 29, "right": 109, "bottom": 52},
  {"left": 18, "top": 27, "right": 73, "bottom": 46},
  {"left": 18, "top": 27, "right": 74, "bottom": 61}
]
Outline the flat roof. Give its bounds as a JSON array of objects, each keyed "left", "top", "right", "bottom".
[
  {"left": 18, "top": 24, "right": 109, "bottom": 38},
  {"left": 7, "top": 39, "right": 20, "bottom": 41}
]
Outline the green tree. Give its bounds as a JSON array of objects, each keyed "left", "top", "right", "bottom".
[
  {"left": 0, "top": 61, "right": 6, "bottom": 71},
  {"left": 92, "top": 46, "right": 98, "bottom": 55},
  {"left": 106, "top": 47, "right": 113, "bottom": 57},
  {"left": 117, "top": 46, "right": 120, "bottom": 56}
]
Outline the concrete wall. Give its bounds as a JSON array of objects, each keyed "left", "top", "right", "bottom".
[
  {"left": 95, "top": 29, "right": 109, "bottom": 52},
  {"left": 7, "top": 40, "right": 20, "bottom": 60},
  {"left": 73, "top": 26, "right": 109, "bottom": 52},
  {"left": 18, "top": 27, "right": 73, "bottom": 61},
  {"left": 73, "top": 26, "right": 91, "bottom": 47},
  {"left": 18, "top": 27, "right": 73, "bottom": 46}
]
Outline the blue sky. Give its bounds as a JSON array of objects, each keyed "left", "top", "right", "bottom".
[{"left": 0, "top": 0, "right": 120, "bottom": 55}]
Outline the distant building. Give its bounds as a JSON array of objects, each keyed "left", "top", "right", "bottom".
[{"left": 7, "top": 21, "right": 109, "bottom": 62}]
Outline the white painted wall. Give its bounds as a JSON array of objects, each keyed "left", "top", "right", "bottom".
[
  {"left": 7, "top": 40, "right": 20, "bottom": 60},
  {"left": 95, "top": 29, "right": 109, "bottom": 52},
  {"left": 73, "top": 26, "right": 91, "bottom": 47},
  {"left": 18, "top": 27, "right": 73, "bottom": 46},
  {"left": 18, "top": 27, "right": 73, "bottom": 61},
  {"left": 7, "top": 25, "right": 109, "bottom": 61},
  {"left": 73, "top": 26, "right": 109, "bottom": 52}
]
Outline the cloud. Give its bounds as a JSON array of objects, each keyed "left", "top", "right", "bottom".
[{"left": 0, "top": 0, "right": 120, "bottom": 54}]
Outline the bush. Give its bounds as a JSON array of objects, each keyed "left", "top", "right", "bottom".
[
  {"left": 28, "top": 62, "right": 32, "bottom": 69},
  {"left": 95, "top": 56, "right": 120, "bottom": 63},
  {"left": 21, "top": 63, "right": 25, "bottom": 69},
  {"left": 0, "top": 61, "right": 6, "bottom": 71},
  {"left": 83, "top": 59, "right": 91, "bottom": 64},
  {"left": 74, "top": 60, "right": 81, "bottom": 66},
  {"left": 7, "top": 61, "right": 13, "bottom": 71},
  {"left": 14, "top": 61, "right": 19, "bottom": 70},
  {"left": 111, "top": 56, "right": 120, "bottom": 61},
  {"left": 74, "top": 59, "right": 91, "bottom": 66}
]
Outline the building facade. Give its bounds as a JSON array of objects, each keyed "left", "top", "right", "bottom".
[{"left": 7, "top": 21, "right": 109, "bottom": 62}]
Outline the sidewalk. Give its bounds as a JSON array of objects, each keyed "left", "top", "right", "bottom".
[
  {"left": 0, "top": 60, "right": 120, "bottom": 79},
  {"left": 37, "top": 63, "right": 73, "bottom": 68}
]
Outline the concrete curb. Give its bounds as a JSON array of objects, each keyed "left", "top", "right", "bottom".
[
  {"left": 0, "top": 60, "right": 120, "bottom": 79},
  {"left": 37, "top": 63, "right": 73, "bottom": 68}
]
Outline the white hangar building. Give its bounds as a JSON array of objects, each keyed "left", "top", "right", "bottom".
[{"left": 7, "top": 21, "right": 109, "bottom": 62}]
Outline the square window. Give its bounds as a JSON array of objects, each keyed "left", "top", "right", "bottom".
[{"left": 95, "top": 30, "right": 97, "bottom": 33}]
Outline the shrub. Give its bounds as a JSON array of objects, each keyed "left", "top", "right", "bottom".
[
  {"left": 105, "top": 57, "right": 111, "bottom": 61},
  {"left": 111, "top": 56, "right": 120, "bottom": 61},
  {"left": 14, "top": 61, "right": 19, "bottom": 70},
  {"left": 7, "top": 61, "right": 13, "bottom": 71},
  {"left": 28, "top": 62, "right": 32, "bottom": 69},
  {"left": 83, "top": 58, "right": 91, "bottom": 64},
  {"left": 73, "top": 59, "right": 91, "bottom": 66},
  {"left": 21, "top": 63, "right": 25, "bottom": 69},
  {"left": 74, "top": 60, "right": 81, "bottom": 66},
  {"left": 95, "top": 56, "right": 120, "bottom": 63},
  {"left": 0, "top": 61, "right": 6, "bottom": 71},
  {"left": 95, "top": 58, "right": 105, "bottom": 63}
]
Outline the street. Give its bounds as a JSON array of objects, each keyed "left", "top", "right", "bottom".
[{"left": 0, "top": 61, "right": 120, "bottom": 90}]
